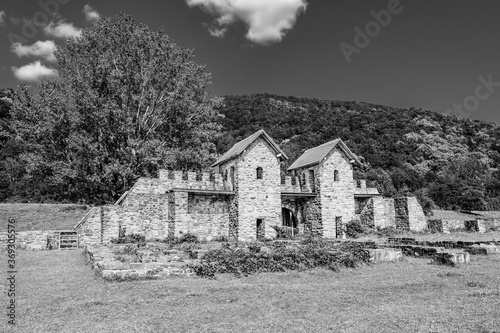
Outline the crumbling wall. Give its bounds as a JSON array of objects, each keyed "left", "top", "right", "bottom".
[
  {"left": 173, "top": 193, "right": 230, "bottom": 240},
  {"left": 393, "top": 197, "right": 426, "bottom": 232},
  {"left": 77, "top": 207, "right": 102, "bottom": 246}
]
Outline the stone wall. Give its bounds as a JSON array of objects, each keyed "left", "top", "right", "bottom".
[
  {"left": 129, "top": 170, "right": 230, "bottom": 195},
  {"left": 280, "top": 175, "right": 303, "bottom": 193},
  {"left": 478, "top": 219, "right": 500, "bottom": 231},
  {"left": 318, "top": 149, "right": 356, "bottom": 238},
  {"left": 393, "top": 197, "right": 426, "bottom": 232},
  {"left": 77, "top": 207, "right": 102, "bottom": 246},
  {"left": 427, "top": 219, "right": 466, "bottom": 234},
  {"left": 358, "top": 197, "right": 424, "bottom": 232},
  {"left": 170, "top": 192, "right": 229, "bottom": 240},
  {"left": 225, "top": 137, "right": 282, "bottom": 241},
  {"left": 383, "top": 198, "right": 396, "bottom": 228},
  {"left": 0, "top": 230, "right": 75, "bottom": 250},
  {"left": 359, "top": 198, "right": 375, "bottom": 227}
]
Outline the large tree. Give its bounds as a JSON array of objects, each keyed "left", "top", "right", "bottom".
[{"left": 12, "top": 14, "right": 222, "bottom": 204}]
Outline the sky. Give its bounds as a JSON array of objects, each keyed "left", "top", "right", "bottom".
[{"left": 1, "top": 0, "right": 500, "bottom": 124}]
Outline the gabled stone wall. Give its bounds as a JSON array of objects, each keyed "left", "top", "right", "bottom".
[
  {"left": 230, "top": 137, "right": 282, "bottom": 241},
  {"left": 318, "top": 149, "right": 356, "bottom": 238}
]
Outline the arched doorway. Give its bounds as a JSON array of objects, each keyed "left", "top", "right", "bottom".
[{"left": 282, "top": 208, "right": 299, "bottom": 236}]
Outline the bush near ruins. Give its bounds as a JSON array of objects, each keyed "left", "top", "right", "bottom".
[
  {"left": 111, "top": 233, "right": 146, "bottom": 246},
  {"left": 346, "top": 220, "right": 368, "bottom": 238},
  {"left": 187, "top": 240, "right": 370, "bottom": 278}
]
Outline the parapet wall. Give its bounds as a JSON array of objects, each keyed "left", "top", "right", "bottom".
[{"left": 130, "top": 170, "right": 230, "bottom": 195}]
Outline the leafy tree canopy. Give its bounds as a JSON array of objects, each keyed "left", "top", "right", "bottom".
[{"left": 10, "top": 14, "right": 222, "bottom": 204}]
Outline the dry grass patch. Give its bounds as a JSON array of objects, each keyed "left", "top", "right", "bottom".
[{"left": 2, "top": 250, "right": 499, "bottom": 332}]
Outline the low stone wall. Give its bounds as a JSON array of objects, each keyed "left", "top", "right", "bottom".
[
  {"left": 387, "top": 237, "right": 500, "bottom": 248},
  {"left": 0, "top": 230, "right": 73, "bottom": 250},
  {"left": 477, "top": 219, "right": 500, "bottom": 232},
  {"left": 85, "top": 244, "right": 195, "bottom": 280},
  {"left": 427, "top": 219, "right": 467, "bottom": 233}
]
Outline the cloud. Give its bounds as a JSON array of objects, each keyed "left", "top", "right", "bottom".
[
  {"left": 12, "top": 61, "right": 59, "bottom": 82},
  {"left": 83, "top": 4, "right": 100, "bottom": 22},
  {"left": 11, "top": 40, "right": 57, "bottom": 62},
  {"left": 186, "top": 0, "right": 307, "bottom": 44},
  {"left": 0, "top": 10, "right": 5, "bottom": 24},
  {"left": 44, "top": 20, "right": 82, "bottom": 39}
]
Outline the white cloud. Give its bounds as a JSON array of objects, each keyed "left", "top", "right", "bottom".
[
  {"left": 186, "top": 0, "right": 307, "bottom": 44},
  {"left": 209, "top": 26, "right": 227, "bottom": 38},
  {"left": 0, "top": 10, "right": 6, "bottom": 24},
  {"left": 83, "top": 4, "right": 100, "bottom": 22},
  {"left": 12, "top": 61, "right": 59, "bottom": 82},
  {"left": 11, "top": 40, "right": 57, "bottom": 62},
  {"left": 44, "top": 20, "right": 82, "bottom": 39}
]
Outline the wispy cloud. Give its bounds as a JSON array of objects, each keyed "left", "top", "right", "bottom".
[
  {"left": 11, "top": 40, "right": 57, "bottom": 62},
  {"left": 83, "top": 4, "right": 100, "bottom": 22},
  {"left": 0, "top": 10, "right": 6, "bottom": 24},
  {"left": 12, "top": 61, "right": 58, "bottom": 83},
  {"left": 44, "top": 20, "right": 82, "bottom": 39},
  {"left": 186, "top": 0, "right": 308, "bottom": 45}
]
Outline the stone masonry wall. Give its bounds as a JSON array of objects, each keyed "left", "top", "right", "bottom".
[
  {"left": 393, "top": 197, "right": 426, "bottom": 231},
  {"left": 384, "top": 198, "right": 396, "bottom": 228},
  {"left": 318, "top": 148, "right": 356, "bottom": 238},
  {"left": 359, "top": 198, "right": 375, "bottom": 227},
  {"left": 170, "top": 192, "right": 229, "bottom": 240},
  {"left": 1, "top": 230, "right": 74, "bottom": 250},
  {"left": 232, "top": 137, "right": 282, "bottom": 241},
  {"left": 218, "top": 159, "right": 239, "bottom": 241},
  {"left": 77, "top": 207, "right": 102, "bottom": 246},
  {"left": 406, "top": 197, "right": 427, "bottom": 231},
  {"left": 128, "top": 170, "right": 229, "bottom": 196}
]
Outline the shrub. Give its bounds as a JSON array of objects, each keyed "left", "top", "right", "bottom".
[
  {"left": 113, "top": 244, "right": 142, "bottom": 262},
  {"left": 346, "top": 220, "right": 367, "bottom": 238},
  {"left": 177, "top": 231, "right": 199, "bottom": 244},
  {"left": 375, "top": 226, "right": 403, "bottom": 238},
  {"left": 187, "top": 240, "right": 370, "bottom": 278},
  {"left": 213, "top": 235, "right": 228, "bottom": 242},
  {"left": 271, "top": 225, "right": 299, "bottom": 239},
  {"left": 111, "top": 233, "right": 146, "bottom": 246}
]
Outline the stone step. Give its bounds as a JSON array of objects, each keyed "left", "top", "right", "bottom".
[
  {"left": 466, "top": 244, "right": 500, "bottom": 255},
  {"left": 433, "top": 251, "right": 470, "bottom": 266},
  {"left": 367, "top": 248, "right": 403, "bottom": 263}
]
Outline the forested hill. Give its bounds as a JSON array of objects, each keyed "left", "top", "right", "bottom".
[{"left": 215, "top": 93, "right": 500, "bottom": 211}]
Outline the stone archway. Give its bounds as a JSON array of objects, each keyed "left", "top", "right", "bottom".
[{"left": 282, "top": 207, "right": 298, "bottom": 229}]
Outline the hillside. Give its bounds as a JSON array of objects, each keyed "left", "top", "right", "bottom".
[
  {"left": 215, "top": 93, "right": 500, "bottom": 211},
  {"left": 0, "top": 203, "right": 90, "bottom": 231},
  {"left": 2, "top": 88, "right": 500, "bottom": 211}
]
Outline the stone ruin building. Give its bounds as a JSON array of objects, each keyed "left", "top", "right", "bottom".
[{"left": 76, "top": 129, "right": 426, "bottom": 244}]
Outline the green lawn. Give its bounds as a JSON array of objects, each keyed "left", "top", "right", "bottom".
[{"left": 2, "top": 250, "right": 500, "bottom": 332}]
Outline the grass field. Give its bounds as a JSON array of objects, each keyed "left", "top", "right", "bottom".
[
  {"left": 0, "top": 203, "right": 91, "bottom": 231},
  {"left": 2, "top": 250, "right": 499, "bottom": 333}
]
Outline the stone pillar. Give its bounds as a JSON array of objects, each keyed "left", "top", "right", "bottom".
[
  {"left": 187, "top": 172, "right": 197, "bottom": 182},
  {"left": 173, "top": 171, "right": 183, "bottom": 184},
  {"left": 158, "top": 169, "right": 169, "bottom": 179}
]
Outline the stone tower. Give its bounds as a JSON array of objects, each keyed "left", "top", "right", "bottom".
[
  {"left": 212, "top": 130, "right": 288, "bottom": 241},
  {"left": 288, "top": 139, "right": 364, "bottom": 238}
]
